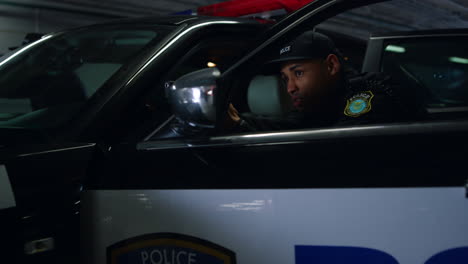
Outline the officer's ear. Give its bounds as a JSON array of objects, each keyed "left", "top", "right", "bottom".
[{"left": 325, "top": 54, "right": 341, "bottom": 77}]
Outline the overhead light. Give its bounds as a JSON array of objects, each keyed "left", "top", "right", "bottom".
[
  {"left": 449, "top": 56, "right": 468, "bottom": 64},
  {"left": 207, "top": 62, "right": 216, "bottom": 68},
  {"left": 385, "top": 45, "right": 405, "bottom": 53}
]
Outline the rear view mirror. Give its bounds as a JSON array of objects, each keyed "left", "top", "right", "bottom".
[{"left": 167, "top": 67, "right": 220, "bottom": 130}]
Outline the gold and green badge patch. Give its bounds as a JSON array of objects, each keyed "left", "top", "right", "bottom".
[{"left": 344, "top": 91, "right": 374, "bottom": 117}]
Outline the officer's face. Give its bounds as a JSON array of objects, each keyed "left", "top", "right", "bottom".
[{"left": 280, "top": 55, "right": 340, "bottom": 113}]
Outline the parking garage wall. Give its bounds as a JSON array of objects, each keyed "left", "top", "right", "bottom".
[{"left": 0, "top": 5, "right": 113, "bottom": 56}]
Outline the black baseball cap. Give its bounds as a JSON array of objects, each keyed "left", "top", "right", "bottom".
[{"left": 262, "top": 31, "right": 339, "bottom": 73}]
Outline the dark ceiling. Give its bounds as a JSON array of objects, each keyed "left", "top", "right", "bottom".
[{"left": 1, "top": 0, "right": 468, "bottom": 43}]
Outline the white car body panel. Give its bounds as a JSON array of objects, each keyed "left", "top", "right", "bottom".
[{"left": 81, "top": 187, "right": 468, "bottom": 264}]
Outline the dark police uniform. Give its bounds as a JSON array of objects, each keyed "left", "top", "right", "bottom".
[
  {"left": 234, "top": 31, "right": 426, "bottom": 132},
  {"left": 337, "top": 71, "right": 426, "bottom": 126}
]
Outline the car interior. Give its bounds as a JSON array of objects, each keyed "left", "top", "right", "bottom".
[
  {"left": 379, "top": 35, "right": 468, "bottom": 115},
  {"left": 231, "top": 28, "right": 368, "bottom": 123},
  {"left": 0, "top": 28, "right": 160, "bottom": 132},
  {"left": 148, "top": 0, "right": 468, "bottom": 140},
  {"left": 236, "top": 30, "right": 468, "bottom": 128}
]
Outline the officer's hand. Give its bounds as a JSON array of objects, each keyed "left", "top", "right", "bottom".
[
  {"left": 228, "top": 103, "right": 241, "bottom": 122},
  {"left": 223, "top": 103, "right": 241, "bottom": 131}
]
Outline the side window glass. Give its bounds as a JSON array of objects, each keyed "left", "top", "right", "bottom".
[
  {"left": 315, "top": 0, "right": 468, "bottom": 71},
  {"left": 165, "top": 39, "right": 250, "bottom": 81},
  {"left": 232, "top": 0, "right": 468, "bottom": 135},
  {"left": 381, "top": 37, "right": 468, "bottom": 111},
  {"left": 0, "top": 26, "right": 168, "bottom": 131},
  {"left": 136, "top": 37, "right": 254, "bottom": 141},
  {"left": 315, "top": 0, "right": 468, "bottom": 119}
]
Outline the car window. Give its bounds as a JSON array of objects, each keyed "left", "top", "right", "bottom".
[
  {"left": 0, "top": 24, "right": 174, "bottom": 130},
  {"left": 229, "top": 0, "right": 468, "bottom": 133},
  {"left": 122, "top": 36, "right": 258, "bottom": 142},
  {"left": 165, "top": 38, "right": 251, "bottom": 81},
  {"left": 381, "top": 37, "right": 468, "bottom": 111},
  {"left": 315, "top": 0, "right": 468, "bottom": 80}
]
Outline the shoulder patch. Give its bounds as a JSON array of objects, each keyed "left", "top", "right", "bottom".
[{"left": 344, "top": 91, "right": 374, "bottom": 117}]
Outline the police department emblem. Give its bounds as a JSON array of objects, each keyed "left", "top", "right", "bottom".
[
  {"left": 107, "top": 233, "right": 236, "bottom": 264},
  {"left": 344, "top": 91, "right": 374, "bottom": 117}
]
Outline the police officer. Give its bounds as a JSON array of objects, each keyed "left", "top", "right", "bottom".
[{"left": 227, "top": 30, "right": 426, "bottom": 131}]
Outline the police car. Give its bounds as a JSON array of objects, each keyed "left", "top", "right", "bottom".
[
  {"left": 80, "top": 0, "right": 468, "bottom": 263},
  {"left": 2, "top": 0, "right": 468, "bottom": 264},
  {"left": 0, "top": 15, "right": 265, "bottom": 263}
]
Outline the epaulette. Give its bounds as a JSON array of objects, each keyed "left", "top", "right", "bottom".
[{"left": 347, "top": 72, "right": 393, "bottom": 96}]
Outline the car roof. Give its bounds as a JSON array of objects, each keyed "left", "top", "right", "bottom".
[
  {"left": 46, "top": 15, "right": 266, "bottom": 37},
  {"left": 84, "top": 15, "right": 263, "bottom": 27}
]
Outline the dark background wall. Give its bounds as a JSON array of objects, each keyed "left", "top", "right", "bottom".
[
  {"left": 0, "top": 0, "right": 221, "bottom": 55},
  {"left": 1, "top": 0, "right": 468, "bottom": 55}
]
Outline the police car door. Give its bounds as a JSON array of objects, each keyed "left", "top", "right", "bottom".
[
  {"left": 81, "top": 1, "right": 468, "bottom": 264},
  {"left": 0, "top": 139, "right": 96, "bottom": 263}
]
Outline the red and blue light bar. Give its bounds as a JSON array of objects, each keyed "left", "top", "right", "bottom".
[
  {"left": 198, "top": 0, "right": 314, "bottom": 17},
  {"left": 174, "top": 0, "right": 314, "bottom": 20}
]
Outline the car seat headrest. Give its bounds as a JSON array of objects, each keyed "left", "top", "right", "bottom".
[{"left": 247, "top": 75, "right": 292, "bottom": 116}]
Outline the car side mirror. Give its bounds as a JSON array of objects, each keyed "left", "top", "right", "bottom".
[{"left": 167, "top": 67, "right": 220, "bottom": 134}]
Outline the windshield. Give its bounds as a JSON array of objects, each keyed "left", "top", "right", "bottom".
[{"left": 0, "top": 24, "right": 173, "bottom": 133}]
